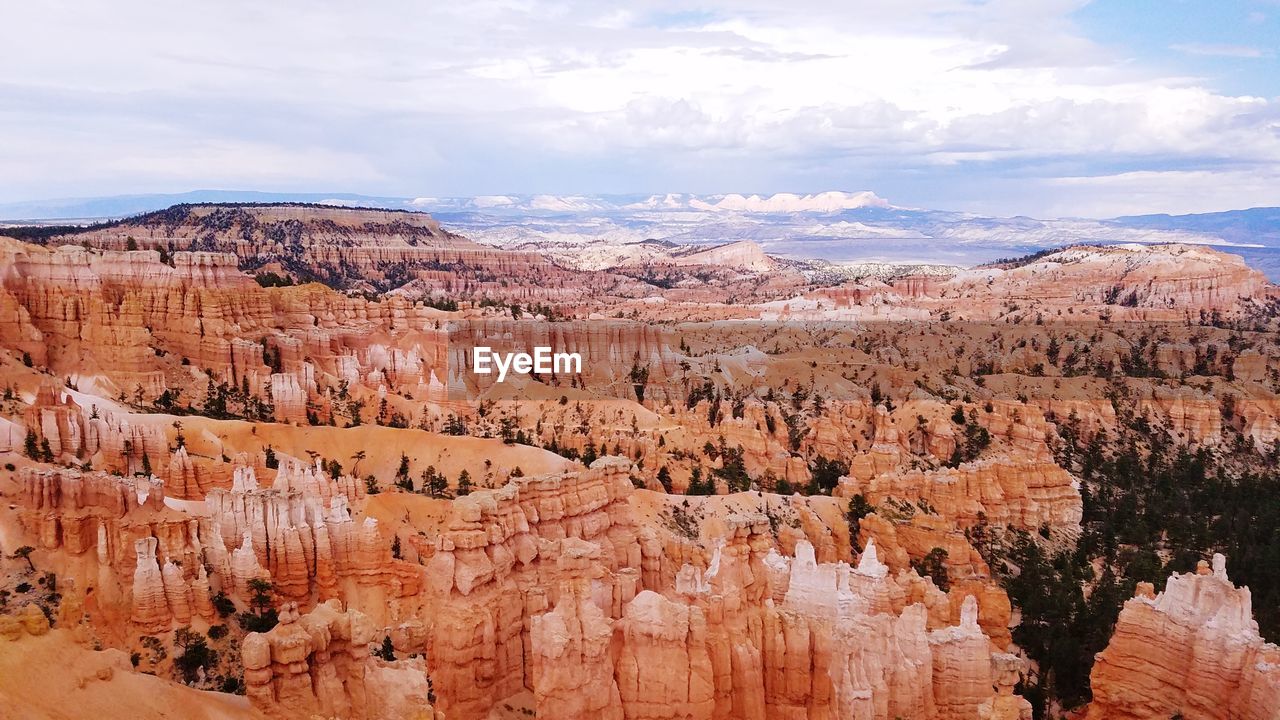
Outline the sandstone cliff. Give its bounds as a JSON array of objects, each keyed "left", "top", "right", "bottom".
[
  {"left": 243, "top": 600, "right": 439, "bottom": 720},
  {"left": 1086, "top": 555, "right": 1280, "bottom": 720},
  {"left": 3, "top": 218, "right": 1279, "bottom": 720}
]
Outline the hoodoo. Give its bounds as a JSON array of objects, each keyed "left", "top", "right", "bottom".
[{"left": 2, "top": 200, "right": 1279, "bottom": 719}]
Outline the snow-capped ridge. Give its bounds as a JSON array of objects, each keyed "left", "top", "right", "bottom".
[{"left": 691, "top": 191, "right": 891, "bottom": 213}]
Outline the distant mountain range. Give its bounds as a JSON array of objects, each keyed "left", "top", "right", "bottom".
[
  {"left": 4, "top": 190, "right": 1280, "bottom": 279},
  {"left": 1114, "top": 207, "right": 1280, "bottom": 247},
  {"left": 0, "top": 190, "right": 893, "bottom": 220},
  {"left": 0, "top": 190, "right": 411, "bottom": 222},
  {"left": 406, "top": 190, "right": 893, "bottom": 214}
]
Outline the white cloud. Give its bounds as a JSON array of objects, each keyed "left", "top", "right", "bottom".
[
  {"left": 1171, "top": 43, "right": 1271, "bottom": 58},
  {"left": 1043, "top": 169, "right": 1280, "bottom": 217},
  {"left": 0, "top": 0, "right": 1276, "bottom": 216}
]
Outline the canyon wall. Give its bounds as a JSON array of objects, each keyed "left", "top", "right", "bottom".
[
  {"left": 1086, "top": 555, "right": 1280, "bottom": 720},
  {"left": 4, "top": 219, "right": 1280, "bottom": 720},
  {"left": 420, "top": 457, "right": 1020, "bottom": 719},
  {"left": 243, "top": 600, "right": 439, "bottom": 720}
]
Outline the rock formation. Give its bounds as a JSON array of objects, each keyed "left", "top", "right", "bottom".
[
  {"left": 5, "top": 209, "right": 1280, "bottom": 720},
  {"left": 1086, "top": 554, "right": 1280, "bottom": 720},
  {"left": 978, "top": 653, "right": 1033, "bottom": 720},
  {"left": 928, "top": 596, "right": 995, "bottom": 719},
  {"left": 0, "top": 603, "right": 52, "bottom": 640},
  {"left": 41, "top": 203, "right": 641, "bottom": 304},
  {"left": 615, "top": 589, "right": 717, "bottom": 720},
  {"left": 10, "top": 459, "right": 415, "bottom": 638},
  {"left": 423, "top": 457, "right": 641, "bottom": 717},
  {"left": 130, "top": 537, "right": 174, "bottom": 632},
  {"left": 243, "top": 600, "right": 439, "bottom": 720},
  {"left": 529, "top": 539, "right": 625, "bottom": 720},
  {"left": 839, "top": 453, "right": 1083, "bottom": 532}
]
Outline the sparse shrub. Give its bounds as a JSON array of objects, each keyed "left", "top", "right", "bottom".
[
  {"left": 911, "top": 547, "right": 950, "bottom": 592},
  {"left": 375, "top": 635, "right": 396, "bottom": 661},
  {"left": 174, "top": 627, "right": 217, "bottom": 684},
  {"left": 212, "top": 591, "right": 235, "bottom": 618}
]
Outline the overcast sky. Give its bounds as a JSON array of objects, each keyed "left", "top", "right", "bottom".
[{"left": 3, "top": 0, "right": 1278, "bottom": 217}]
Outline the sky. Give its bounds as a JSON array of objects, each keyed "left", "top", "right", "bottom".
[{"left": 2, "top": 0, "right": 1278, "bottom": 217}]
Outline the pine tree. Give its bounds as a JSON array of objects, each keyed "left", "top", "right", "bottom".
[
  {"left": 656, "top": 466, "right": 673, "bottom": 493},
  {"left": 421, "top": 466, "right": 449, "bottom": 498},
  {"left": 10, "top": 546, "right": 35, "bottom": 573},
  {"left": 203, "top": 377, "right": 227, "bottom": 417},
  {"left": 377, "top": 636, "right": 396, "bottom": 661},
  {"left": 685, "top": 467, "right": 714, "bottom": 496},
  {"left": 629, "top": 354, "right": 649, "bottom": 403},
  {"left": 444, "top": 414, "right": 466, "bottom": 435}
]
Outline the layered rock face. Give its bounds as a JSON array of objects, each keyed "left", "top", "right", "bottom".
[
  {"left": 529, "top": 539, "right": 626, "bottom": 720},
  {"left": 423, "top": 455, "right": 1017, "bottom": 720},
  {"left": 423, "top": 457, "right": 642, "bottom": 717},
  {"left": 0, "top": 236, "right": 694, "bottom": 444},
  {"left": 954, "top": 244, "right": 1269, "bottom": 315},
  {"left": 928, "top": 596, "right": 994, "bottom": 719},
  {"left": 5, "top": 214, "right": 1280, "bottom": 720},
  {"left": 839, "top": 454, "right": 1082, "bottom": 532},
  {"left": 755, "top": 539, "right": 1005, "bottom": 720},
  {"left": 764, "top": 244, "right": 1270, "bottom": 323},
  {"left": 795, "top": 244, "right": 1271, "bottom": 322},
  {"left": 243, "top": 600, "right": 439, "bottom": 720},
  {"left": 0, "top": 236, "right": 434, "bottom": 396},
  {"left": 1, "top": 237, "right": 254, "bottom": 376},
  {"left": 12, "top": 459, "right": 416, "bottom": 636},
  {"left": 17, "top": 466, "right": 181, "bottom": 563},
  {"left": 673, "top": 240, "right": 778, "bottom": 273},
  {"left": 131, "top": 535, "right": 204, "bottom": 632},
  {"left": 1086, "top": 555, "right": 1280, "bottom": 720},
  {"left": 206, "top": 463, "right": 420, "bottom": 612},
  {"left": 0, "top": 236, "right": 472, "bottom": 437},
  {"left": 41, "top": 203, "right": 643, "bottom": 302},
  {"left": 14, "top": 466, "right": 215, "bottom": 631},
  {"left": 19, "top": 380, "right": 193, "bottom": 492},
  {"left": 614, "top": 589, "right": 717, "bottom": 720},
  {"left": 24, "top": 380, "right": 88, "bottom": 459}
]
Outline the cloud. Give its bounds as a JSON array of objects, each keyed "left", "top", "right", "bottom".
[
  {"left": 0, "top": 0, "right": 1276, "bottom": 217},
  {"left": 1042, "top": 168, "right": 1280, "bottom": 217},
  {"left": 1171, "top": 43, "right": 1271, "bottom": 58}
]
